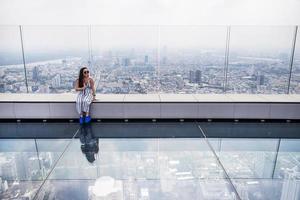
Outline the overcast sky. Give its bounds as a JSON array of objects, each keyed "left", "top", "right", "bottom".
[
  {"left": 0, "top": 0, "right": 299, "bottom": 53},
  {"left": 0, "top": 0, "right": 300, "bottom": 25}
]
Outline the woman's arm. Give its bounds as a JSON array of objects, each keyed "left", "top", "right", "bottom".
[
  {"left": 75, "top": 79, "right": 86, "bottom": 91},
  {"left": 90, "top": 78, "right": 96, "bottom": 99}
]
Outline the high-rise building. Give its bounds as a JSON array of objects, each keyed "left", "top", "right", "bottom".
[
  {"left": 0, "top": 177, "right": 2, "bottom": 193},
  {"left": 257, "top": 75, "right": 265, "bottom": 85},
  {"left": 38, "top": 85, "right": 50, "bottom": 93},
  {"left": 280, "top": 167, "right": 300, "bottom": 200},
  {"left": 52, "top": 74, "right": 61, "bottom": 88},
  {"left": 144, "top": 55, "right": 148, "bottom": 64},
  {"left": 189, "top": 70, "right": 195, "bottom": 83},
  {"left": 0, "top": 68, "right": 5, "bottom": 77},
  {"left": 122, "top": 58, "right": 130, "bottom": 67},
  {"left": 32, "top": 66, "right": 40, "bottom": 82},
  {"left": 189, "top": 70, "right": 201, "bottom": 84},
  {"left": 195, "top": 70, "right": 202, "bottom": 84},
  {"left": 162, "top": 56, "right": 167, "bottom": 65},
  {"left": 0, "top": 83, "right": 5, "bottom": 93},
  {"left": 3, "top": 180, "right": 8, "bottom": 192},
  {"left": 1, "top": 158, "right": 17, "bottom": 180}
]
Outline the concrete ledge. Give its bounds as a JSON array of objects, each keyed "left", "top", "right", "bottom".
[{"left": 0, "top": 94, "right": 300, "bottom": 119}]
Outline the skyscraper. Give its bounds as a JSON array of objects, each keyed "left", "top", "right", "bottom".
[
  {"left": 32, "top": 66, "right": 40, "bottom": 82},
  {"left": 52, "top": 74, "right": 61, "bottom": 88},
  {"left": 162, "top": 56, "right": 167, "bottom": 65},
  {"left": 0, "top": 83, "right": 5, "bottom": 93},
  {"left": 189, "top": 70, "right": 195, "bottom": 83},
  {"left": 144, "top": 55, "right": 149, "bottom": 64},
  {"left": 280, "top": 167, "right": 300, "bottom": 200},
  {"left": 195, "top": 70, "right": 202, "bottom": 84},
  {"left": 189, "top": 70, "right": 201, "bottom": 84},
  {"left": 257, "top": 75, "right": 265, "bottom": 85},
  {"left": 122, "top": 58, "right": 130, "bottom": 67}
]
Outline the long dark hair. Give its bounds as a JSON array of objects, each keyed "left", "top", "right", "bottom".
[{"left": 78, "top": 67, "right": 87, "bottom": 87}]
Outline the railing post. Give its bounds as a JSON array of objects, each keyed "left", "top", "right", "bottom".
[
  {"left": 287, "top": 26, "right": 298, "bottom": 94},
  {"left": 19, "top": 25, "right": 29, "bottom": 93},
  {"left": 223, "top": 26, "right": 231, "bottom": 93}
]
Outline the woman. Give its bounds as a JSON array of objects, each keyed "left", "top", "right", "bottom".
[{"left": 75, "top": 67, "right": 96, "bottom": 124}]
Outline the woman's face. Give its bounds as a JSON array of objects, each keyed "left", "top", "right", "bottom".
[{"left": 83, "top": 68, "right": 89, "bottom": 78}]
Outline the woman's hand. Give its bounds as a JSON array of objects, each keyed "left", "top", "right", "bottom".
[{"left": 82, "top": 84, "right": 87, "bottom": 91}]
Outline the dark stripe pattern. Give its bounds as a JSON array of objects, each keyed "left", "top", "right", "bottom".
[{"left": 76, "top": 80, "right": 93, "bottom": 114}]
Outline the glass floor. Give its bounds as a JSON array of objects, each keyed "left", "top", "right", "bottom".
[{"left": 0, "top": 122, "right": 300, "bottom": 200}]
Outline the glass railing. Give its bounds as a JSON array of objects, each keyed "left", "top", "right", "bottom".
[{"left": 0, "top": 26, "right": 299, "bottom": 94}]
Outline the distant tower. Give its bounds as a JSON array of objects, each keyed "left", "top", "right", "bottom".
[
  {"left": 189, "top": 70, "right": 201, "bottom": 84},
  {"left": 52, "top": 74, "right": 61, "bottom": 88},
  {"left": 161, "top": 45, "right": 168, "bottom": 65},
  {"left": 195, "top": 70, "right": 202, "bottom": 84},
  {"left": 32, "top": 66, "right": 40, "bottom": 82},
  {"left": 0, "top": 83, "right": 5, "bottom": 93},
  {"left": 162, "top": 57, "right": 167, "bottom": 65},
  {"left": 62, "top": 59, "right": 67, "bottom": 67},
  {"left": 144, "top": 55, "right": 149, "bottom": 64},
  {"left": 250, "top": 65, "right": 256, "bottom": 76},
  {"left": 257, "top": 75, "right": 265, "bottom": 85},
  {"left": 280, "top": 167, "right": 300, "bottom": 200},
  {"left": 189, "top": 70, "right": 195, "bottom": 83},
  {"left": 122, "top": 58, "right": 130, "bottom": 67}
]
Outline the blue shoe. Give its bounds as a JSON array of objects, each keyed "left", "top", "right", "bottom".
[
  {"left": 85, "top": 116, "right": 91, "bottom": 123},
  {"left": 79, "top": 116, "right": 84, "bottom": 124}
]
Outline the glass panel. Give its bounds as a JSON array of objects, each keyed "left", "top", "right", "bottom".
[
  {"left": 232, "top": 179, "right": 300, "bottom": 200},
  {"left": 35, "top": 139, "right": 73, "bottom": 178},
  {"left": 0, "top": 139, "right": 44, "bottom": 199},
  {"left": 227, "top": 26, "right": 294, "bottom": 94},
  {"left": 0, "top": 139, "right": 40, "bottom": 181},
  {"left": 159, "top": 26, "right": 227, "bottom": 93},
  {"left": 210, "top": 138, "right": 279, "bottom": 179},
  {"left": 91, "top": 26, "right": 159, "bottom": 94},
  {"left": 45, "top": 137, "right": 229, "bottom": 180},
  {"left": 208, "top": 138, "right": 300, "bottom": 199},
  {"left": 0, "top": 138, "right": 75, "bottom": 199},
  {"left": 36, "top": 137, "right": 239, "bottom": 198},
  {"left": 290, "top": 28, "right": 300, "bottom": 94},
  {"left": 0, "top": 122, "right": 79, "bottom": 138},
  {"left": 158, "top": 139, "right": 226, "bottom": 179},
  {"left": 0, "top": 26, "right": 27, "bottom": 93},
  {"left": 35, "top": 179, "right": 239, "bottom": 200},
  {"left": 273, "top": 139, "right": 300, "bottom": 178},
  {"left": 21, "top": 26, "right": 90, "bottom": 93}
]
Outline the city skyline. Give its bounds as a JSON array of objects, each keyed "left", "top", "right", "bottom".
[{"left": 0, "top": 26, "right": 300, "bottom": 94}]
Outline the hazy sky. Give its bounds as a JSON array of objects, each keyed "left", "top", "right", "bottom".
[
  {"left": 0, "top": 0, "right": 299, "bottom": 54},
  {"left": 0, "top": 25, "right": 297, "bottom": 53},
  {"left": 0, "top": 0, "right": 300, "bottom": 25}
]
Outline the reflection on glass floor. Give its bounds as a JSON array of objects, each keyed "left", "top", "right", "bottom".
[{"left": 0, "top": 123, "right": 300, "bottom": 200}]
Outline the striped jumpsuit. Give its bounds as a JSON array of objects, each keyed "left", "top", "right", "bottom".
[{"left": 76, "top": 79, "right": 93, "bottom": 115}]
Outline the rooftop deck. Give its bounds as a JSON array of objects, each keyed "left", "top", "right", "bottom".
[{"left": 1, "top": 94, "right": 300, "bottom": 119}]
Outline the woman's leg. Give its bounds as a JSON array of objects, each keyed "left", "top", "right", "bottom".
[
  {"left": 83, "top": 95, "right": 93, "bottom": 123},
  {"left": 83, "top": 95, "right": 93, "bottom": 116},
  {"left": 76, "top": 95, "right": 81, "bottom": 115}
]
